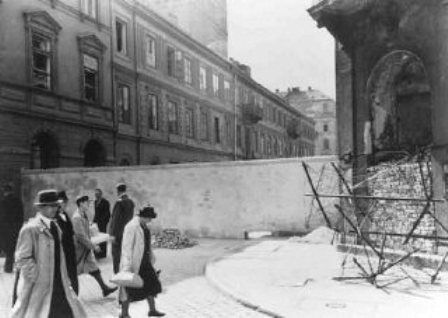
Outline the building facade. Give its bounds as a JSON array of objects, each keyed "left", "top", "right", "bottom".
[
  {"left": 282, "top": 87, "right": 337, "bottom": 156},
  {"left": 0, "top": 0, "right": 315, "bottom": 191},
  {"left": 308, "top": 0, "right": 448, "bottom": 226}
]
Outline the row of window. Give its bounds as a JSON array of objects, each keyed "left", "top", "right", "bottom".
[
  {"left": 117, "top": 85, "right": 232, "bottom": 144},
  {"left": 115, "top": 19, "right": 232, "bottom": 102}
]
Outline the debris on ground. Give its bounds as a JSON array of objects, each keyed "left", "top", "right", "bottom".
[
  {"left": 152, "top": 228, "right": 198, "bottom": 249},
  {"left": 289, "top": 226, "right": 337, "bottom": 244}
]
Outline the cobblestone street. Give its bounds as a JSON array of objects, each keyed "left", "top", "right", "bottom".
[{"left": 0, "top": 239, "right": 267, "bottom": 317}]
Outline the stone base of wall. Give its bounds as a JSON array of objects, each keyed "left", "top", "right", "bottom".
[{"left": 367, "top": 161, "right": 436, "bottom": 253}]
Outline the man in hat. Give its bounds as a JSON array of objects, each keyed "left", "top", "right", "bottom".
[
  {"left": 72, "top": 195, "right": 117, "bottom": 297},
  {"left": 11, "top": 189, "right": 86, "bottom": 318},
  {"left": 93, "top": 188, "right": 111, "bottom": 259},
  {"left": 109, "top": 183, "right": 135, "bottom": 273},
  {"left": 0, "top": 183, "right": 23, "bottom": 273},
  {"left": 56, "top": 190, "right": 79, "bottom": 294}
]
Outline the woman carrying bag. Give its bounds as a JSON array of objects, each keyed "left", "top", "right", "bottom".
[{"left": 118, "top": 206, "right": 164, "bottom": 318}]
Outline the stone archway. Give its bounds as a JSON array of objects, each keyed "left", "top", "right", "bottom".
[
  {"left": 31, "top": 131, "right": 60, "bottom": 169},
  {"left": 366, "top": 50, "right": 432, "bottom": 162},
  {"left": 83, "top": 139, "right": 107, "bottom": 167}
]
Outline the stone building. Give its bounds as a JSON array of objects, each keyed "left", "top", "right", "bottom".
[
  {"left": 308, "top": 0, "right": 448, "bottom": 228},
  {"left": 282, "top": 87, "right": 337, "bottom": 156},
  {"left": 0, "top": 0, "right": 315, "bottom": 190}
]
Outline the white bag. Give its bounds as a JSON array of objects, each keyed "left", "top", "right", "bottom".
[{"left": 110, "top": 271, "right": 143, "bottom": 288}]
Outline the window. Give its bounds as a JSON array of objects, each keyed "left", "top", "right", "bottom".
[
  {"left": 144, "top": 35, "right": 156, "bottom": 67},
  {"left": 323, "top": 138, "right": 330, "bottom": 150},
  {"left": 82, "top": 0, "right": 98, "bottom": 19},
  {"left": 237, "top": 125, "right": 242, "bottom": 148},
  {"left": 167, "top": 47, "right": 175, "bottom": 77},
  {"left": 167, "top": 101, "right": 179, "bottom": 134},
  {"left": 212, "top": 73, "right": 219, "bottom": 96},
  {"left": 199, "top": 66, "right": 207, "bottom": 91},
  {"left": 224, "top": 80, "right": 231, "bottom": 101},
  {"left": 214, "top": 117, "right": 220, "bottom": 144},
  {"left": 116, "top": 19, "right": 127, "bottom": 55},
  {"left": 117, "top": 84, "right": 131, "bottom": 124},
  {"left": 323, "top": 103, "right": 329, "bottom": 112},
  {"left": 82, "top": 54, "right": 99, "bottom": 102},
  {"left": 147, "top": 94, "right": 158, "bottom": 130},
  {"left": 184, "top": 57, "right": 192, "bottom": 85},
  {"left": 32, "top": 33, "right": 52, "bottom": 90},
  {"left": 185, "top": 108, "right": 194, "bottom": 138},
  {"left": 323, "top": 122, "right": 329, "bottom": 132},
  {"left": 200, "top": 110, "right": 209, "bottom": 140}
]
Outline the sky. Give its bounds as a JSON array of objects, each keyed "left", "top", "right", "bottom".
[{"left": 227, "top": 0, "right": 336, "bottom": 98}]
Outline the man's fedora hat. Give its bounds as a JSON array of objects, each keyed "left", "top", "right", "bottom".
[
  {"left": 57, "top": 190, "right": 69, "bottom": 202},
  {"left": 34, "top": 189, "right": 62, "bottom": 206},
  {"left": 139, "top": 206, "right": 157, "bottom": 219},
  {"left": 116, "top": 183, "right": 127, "bottom": 193}
]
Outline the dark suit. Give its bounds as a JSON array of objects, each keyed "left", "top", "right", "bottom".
[
  {"left": 108, "top": 194, "right": 134, "bottom": 273},
  {"left": 93, "top": 198, "right": 111, "bottom": 258},
  {"left": 56, "top": 209, "right": 79, "bottom": 294},
  {"left": 0, "top": 193, "right": 23, "bottom": 272}
]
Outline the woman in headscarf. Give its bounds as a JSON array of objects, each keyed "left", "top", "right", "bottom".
[{"left": 119, "top": 206, "right": 164, "bottom": 318}]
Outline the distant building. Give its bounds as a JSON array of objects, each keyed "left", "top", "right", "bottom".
[
  {"left": 0, "top": 0, "right": 315, "bottom": 191},
  {"left": 282, "top": 87, "right": 337, "bottom": 156},
  {"left": 138, "top": 0, "right": 228, "bottom": 58}
]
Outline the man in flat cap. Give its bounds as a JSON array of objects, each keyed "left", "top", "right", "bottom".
[
  {"left": 11, "top": 189, "right": 86, "bottom": 318},
  {"left": 108, "top": 183, "right": 135, "bottom": 273},
  {"left": 72, "top": 195, "right": 117, "bottom": 297},
  {"left": 0, "top": 183, "right": 23, "bottom": 273}
]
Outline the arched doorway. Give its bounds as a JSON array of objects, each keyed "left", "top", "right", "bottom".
[
  {"left": 367, "top": 50, "right": 432, "bottom": 162},
  {"left": 84, "top": 139, "right": 106, "bottom": 167},
  {"left": 31, "top": 132, "right": 60, "bottom": 169}
]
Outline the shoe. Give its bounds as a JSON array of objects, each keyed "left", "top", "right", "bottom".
[
  {"left": 103, "top": 286, "right": 118, "bottom": 297},
  {"left": 119, "top": 315, "right": 131, "bottom": 318},
  {"left": 148, "top": 310, "right": 165, "bottom": 317}
]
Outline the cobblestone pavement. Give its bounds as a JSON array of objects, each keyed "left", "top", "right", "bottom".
[{"left": 1, "top": 239, "right": 267, "bottom": 317}]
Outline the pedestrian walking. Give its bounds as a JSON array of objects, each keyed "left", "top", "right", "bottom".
[
  {"left": 119, "top": 206, "right": 164, "bottom": 318},
  {"left": 72, "top": 195, "right": 117, "bottom": 297},
  {"left": 109, "top": 183, "right": 135, "bottom": 273},
  {"left": 0, "top": 183, "right": 23, "bottom": 273},
  {"left": 11, "top": 189, "right": 86, "bottom": 318},
  {"left": 57, "top": 190, "right": 79, "bottom": 294},
  {"left": 93, "top": 188, "right": 111, "bottom": 259}
]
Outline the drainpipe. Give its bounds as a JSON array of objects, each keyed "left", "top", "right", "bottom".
[
  {"left": 132, "top": 8, "right": 141, "bottom": 165},
  {"left": 233, "top": 72, "right": 237, "bottom": 161},
  {"left": 108, "top": 0, "right": 117, "bottom": 165},
  {"left": 351, "top": 48, "right": 358, "bottom": 185}
]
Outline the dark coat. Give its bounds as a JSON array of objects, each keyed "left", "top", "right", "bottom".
[
  {"left": 94, "top": 198, "right": 111, "bottom": 232},
  {"left": 108, "top": 194, "right": 134, "bottom": 245},
  {"left": 56, "top": 209, "right": 79, "bottom": 294},
  {"left": 0, "top": 193, "right": 23, "bottom": 251}
]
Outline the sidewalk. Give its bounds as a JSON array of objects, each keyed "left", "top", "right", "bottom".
[{"left": 205, "top": 240, "right": 448, "bottom": 318}]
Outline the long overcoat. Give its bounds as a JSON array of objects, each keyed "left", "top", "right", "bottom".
[
  {"left": 11, "top": 214, "right": 86, "bottom": 318},
  {"left": 72, "top": 210, "right": 99, "bottom": 274}
]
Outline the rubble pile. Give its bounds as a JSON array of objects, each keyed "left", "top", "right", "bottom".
[
  {"left": 152, "top": 228, "right": 198, "bottom": 249},
  {"left": 367, "top": 161, "right": 436, "bottom": 252}
]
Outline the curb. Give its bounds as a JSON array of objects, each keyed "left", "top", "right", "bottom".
[{"left": 204, "top": 244, "right": 285, "bottom": 318}]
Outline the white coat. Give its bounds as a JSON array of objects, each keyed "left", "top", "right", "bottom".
[{"left": 11, "top": 214, "right": 86, "bottom": 318}]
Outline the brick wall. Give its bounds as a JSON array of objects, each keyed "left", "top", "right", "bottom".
[{"left": 367, "top": 162, "right": 436, "bottom": 252}]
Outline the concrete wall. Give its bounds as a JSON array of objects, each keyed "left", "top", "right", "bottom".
[{"left": 21, "top": 156, "right": 341, "bottom": 239}]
